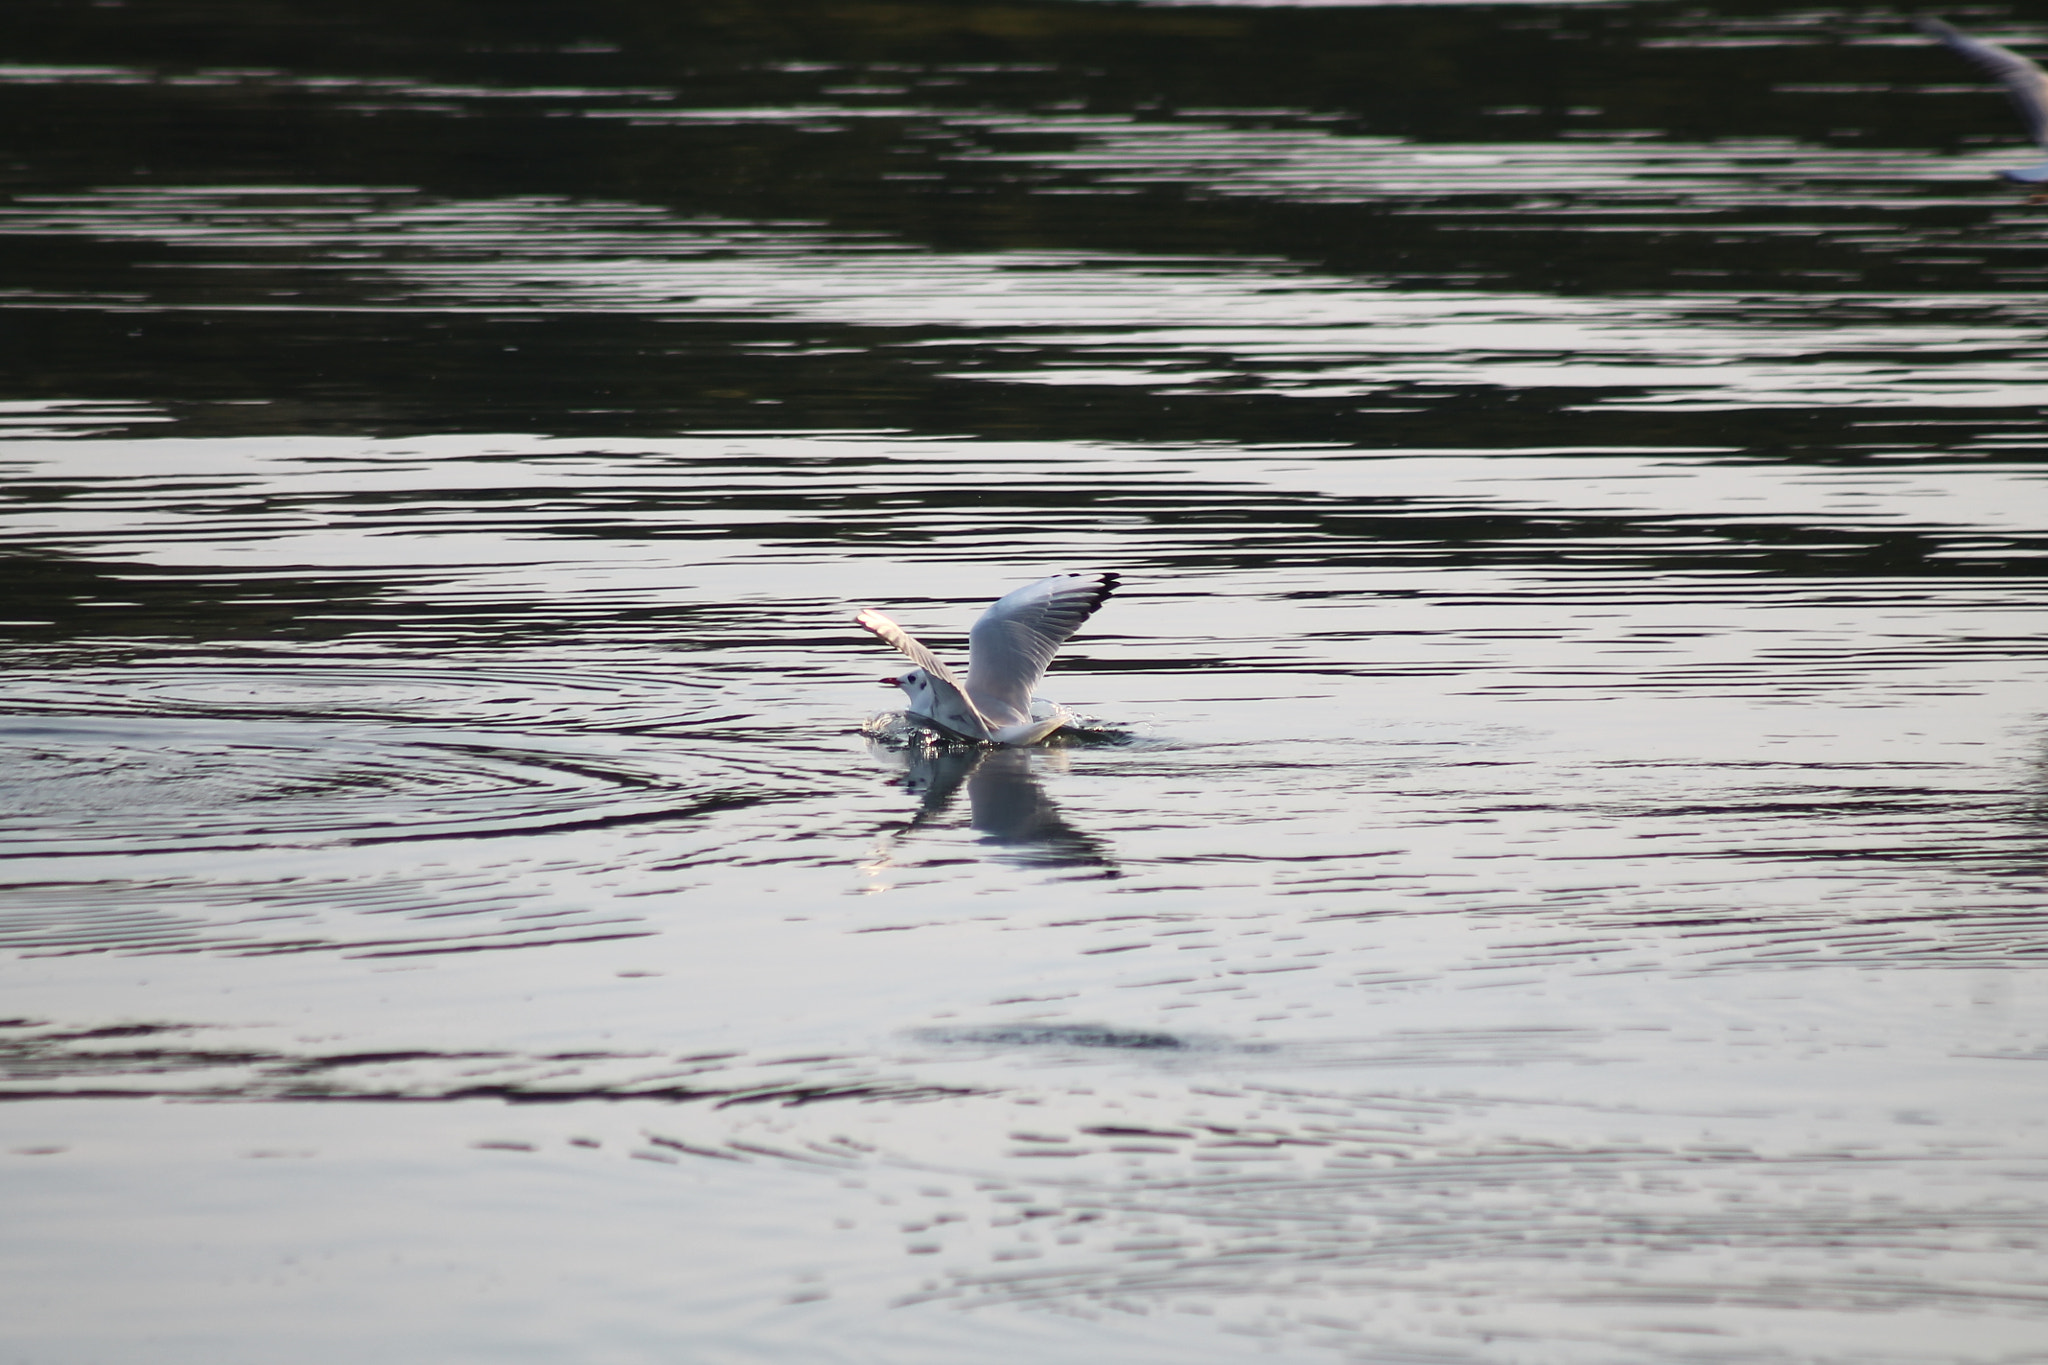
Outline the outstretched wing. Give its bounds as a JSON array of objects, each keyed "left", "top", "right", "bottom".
[
  {"left": 964, "top": 572, "right": 1118, "bottom": 723},
  {"left": 854, "top": 607, "right": 992, "bottom": 733},
  {"left": 1921, "top": 17, "right": 2048, "bottom": 148}
]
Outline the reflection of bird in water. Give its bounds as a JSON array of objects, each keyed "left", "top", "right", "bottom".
[
  {"left": 869, "top": 741, "right": 1116, "bottom": 873},
  {"left": 855, "top": 572, "right": 1117, "bottom": 745},
  {"left": 1919, "top": 17, "right": 2048, "bottom": 188}
]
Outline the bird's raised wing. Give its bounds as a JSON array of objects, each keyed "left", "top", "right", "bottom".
[
  {"left": 854, "top": 607, "right": 993, "bottom": 733},
  {"left": 1921, "top": 17, "right": 2048, "bottom": 147},
  {"left": 963, "top": 572, "right": 1118, "bottom": 723}
]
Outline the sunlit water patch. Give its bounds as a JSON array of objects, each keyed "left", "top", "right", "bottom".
[{"left": 6, "top": 962, "right": 2046, "bottom": 1365}]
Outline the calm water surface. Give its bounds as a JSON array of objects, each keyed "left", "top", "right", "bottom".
[{"left": 3, "top": 2, "right": 2046, "bottom": 1362}]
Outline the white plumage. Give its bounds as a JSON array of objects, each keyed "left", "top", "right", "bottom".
[
  {"left": 855, "top": 572, "right": 1118, "bottom": 745},
  {"left": 1920, "top": 17, "right": 2048, "bottom": 184}
]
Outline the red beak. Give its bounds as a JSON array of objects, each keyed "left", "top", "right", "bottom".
[{"left": 879, "top": 676, "right": 899, "bottom": 686}]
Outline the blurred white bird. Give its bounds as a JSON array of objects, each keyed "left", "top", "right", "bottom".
[
  {"left": 1919, "top": 16, "right": 2048, "bottom": 185},
  {"left": 855, "top": 572, "right": 1118, "bottom": 745}
]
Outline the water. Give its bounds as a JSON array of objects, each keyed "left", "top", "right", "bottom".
[{"left": 3, "top": 2, "right": 2046, "bottom": 1362}]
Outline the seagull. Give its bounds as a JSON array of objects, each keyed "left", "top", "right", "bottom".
[
  {"left": 855, "top": 572, "right": 1118, "bottom": 745},
  {"left": 1918, "top": 16, "right": 2048, "bottom": 185}
]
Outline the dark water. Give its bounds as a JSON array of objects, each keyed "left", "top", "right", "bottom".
[{"left": 3, "top": 2, "right": 2047, "bottom": 1362}]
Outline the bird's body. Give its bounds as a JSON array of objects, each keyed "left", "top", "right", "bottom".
[
  {"left": 855, "top": 572, "right": 1118, "bottom": 745},
  {"left": 1919, "top": 17, "right": 2048, "bottom": 184}
]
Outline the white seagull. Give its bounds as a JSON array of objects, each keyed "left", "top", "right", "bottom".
[
  {"left": 1919, "top": 16, "right": 2048, "bottom": 185},
  {"left": 855, "top": 572, "right": 1118, "bottom": 745}
]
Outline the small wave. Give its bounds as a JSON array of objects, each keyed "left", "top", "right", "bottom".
[
  {"left": 860, "top": 709, "right": 1142, "bottom": 751},
  {"left": 0, "top": 663, "right": 772, "bottom": 957}
]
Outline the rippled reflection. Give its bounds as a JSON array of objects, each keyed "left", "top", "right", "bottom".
[{"left": 867, "top": 736, "right": 1117, "bottom": 873}]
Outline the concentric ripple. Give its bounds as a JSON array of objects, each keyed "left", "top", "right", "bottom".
[{"left": 0, "top": 664, "right": 776, "bottom": 957}]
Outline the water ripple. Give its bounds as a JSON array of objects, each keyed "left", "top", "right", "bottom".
[
  {"left": 0, "top": 663, "right": 778, "bottom": 956},
  {"left": 8, "top": 186, "right": 2044, "bottom": 418}
]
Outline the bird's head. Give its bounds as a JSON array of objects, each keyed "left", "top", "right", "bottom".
[{"left": 881, "top": 667, "right": 933, "bottom": 698}]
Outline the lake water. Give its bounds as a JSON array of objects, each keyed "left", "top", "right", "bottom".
[{"left": 3, "top": 2, "right": 2046, "bottom": 1362}]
